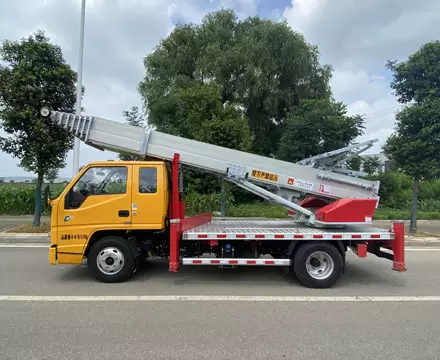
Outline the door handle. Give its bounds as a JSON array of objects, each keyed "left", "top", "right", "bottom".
[{"left": 118, "top": 210, "right": 130, "bottom": 217}]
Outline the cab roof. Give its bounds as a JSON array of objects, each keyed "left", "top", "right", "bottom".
[{"left": 85, "top": 160, "right": 166, "bottom": 166}]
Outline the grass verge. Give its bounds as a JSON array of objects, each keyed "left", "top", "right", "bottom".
[
  {"left": 227, "top": 203, "right": 288, "bottom": 218},
  {"left": 373, "top": 207, "right": 440, "bottom": 220},
  {"left": 405, "top": 230, "right": 437, "bottom": 238},
  {"left": 7, "top": 221, "right": 51, "bottom": 233}
]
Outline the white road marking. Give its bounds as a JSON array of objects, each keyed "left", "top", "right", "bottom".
[
  {"left": 0, "top": 244, "right": 48, "bottom": 248},
  {"left": 1, "top": 295, "right": 440, "bottom": 302},
  {"left": 404, "top": 248, "right": 440, "bottom": 251}
]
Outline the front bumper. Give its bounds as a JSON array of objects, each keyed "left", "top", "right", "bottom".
[{"left": 49, "top": 245, "right": 57, "bottom": 265}]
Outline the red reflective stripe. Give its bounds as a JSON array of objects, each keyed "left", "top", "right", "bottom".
[
  {"left": 371, "top": 234, "right": 381, "bottom": 239},
  {"left": 332, "top": 235, "right": 342, "bottom": 239},
  {"left": 294, "top": 235, "right": 304, "bottom": 239},
  {"left": 211, "top": 260, "right": 220, "bottom": 264},
  {"left": 193, "top": 260, "right": 202, "bottom": 264},
  {"left": 255, "top": 234, "right": 265, "bottom": 239},
  {"left": 216, "top": 234, "right": 227, "bottom": 239},
  {"left": 352, "top": 234, "right": 362, "bottom": 239},
  {"left": 246, "top": 260, "right": 256, "bottom": 264},
  {"left": 265, "top": 260, "right": 275, "bottom": 265},
  {"left": 274, "top": 234, "right": 284, "bottom": 239},
  {"left": 236, "top": 234, "right": 246, "bottom": 239},
  {"left": 197, "top": 234, "right": 208, "bottom": 239},
  {"left": 228, "top": 260, "right": 238, "bottom": 264},
  {"left": 313, "top": 235, "right": 323, "bottom": 239}
]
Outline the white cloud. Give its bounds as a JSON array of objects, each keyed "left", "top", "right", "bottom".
[
  {"left": 1, "top": 0, "right": 263, "bottom": 178},
  {"left": 1, "top": 0, "right": 438, "bottom": 178},
  {"left": 220, "top": 0, "right": 258, "bottom": 17},
  {"left": 331, "top": 69, "right": 400, "bottom": 135},
  {"left": 283, "top": 0, "right": 440, "bottom": 154},
  {"left": 0, "top": 0, "right": 179, "bottom": 178}
]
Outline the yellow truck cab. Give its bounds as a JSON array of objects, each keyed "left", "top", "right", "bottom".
[{"left": 49, "top": 160, "right": 169, "bottom": 281}]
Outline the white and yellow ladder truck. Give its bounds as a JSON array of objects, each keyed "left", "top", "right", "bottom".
[{"left": 41, "top": 106, "right": 406, "bottom": 288}]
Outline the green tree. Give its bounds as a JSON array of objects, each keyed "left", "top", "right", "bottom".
[
  {"left": 0, "top": 30, "right": 80, "bottom": 226},
  {"left": 347, "top": 155, "right": 362, "bottom": 171},
  {"left": 118, "top": 106, "right": 149, "bottom": 161},
  {"left": 362, "top": 155, "right": 382, "bottom": 176},
  {"left": 386, "top": 41, "right": 440, "bottom": 104},
  {"left": 45, "top": 169, "right": 58, "bottom": 183},
  {"left": 139, "top": 9, "right": 332, "bottom": 157},
  {"left": 384, "top": 100, "right": 440, "bottom": 231},
  {"left": 174, "top": 82, "right": 253, "bottom": 198},
  {"left": 384, "top": 40, "right": 440, "bottom": 233},
  {"left": 124, "top": 106, "right": 146, "bottom": 128},
  {"left": 176, "top": 83, "right": 253, "bottom": 215},
  {"left": 276, "top": 99, "right": 364, "bottom": 162}
]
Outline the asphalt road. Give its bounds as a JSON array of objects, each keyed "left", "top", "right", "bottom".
[{"left": 1, "top": 245, "right": 440, "bottom": 359}]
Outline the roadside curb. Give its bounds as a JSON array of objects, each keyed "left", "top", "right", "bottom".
[
  {"left": 1, "top": 233, "right": 440, "bottom": 247},
  {"left": 0, "top": 233, "right": 50, "bottom": 244},
  {"left": 405, "top": 237, "right": 440, "bottom": 247}
]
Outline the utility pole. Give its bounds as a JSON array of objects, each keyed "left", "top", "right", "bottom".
[{"left": 72, "top": 0, "right": 86, "bottom": 178}]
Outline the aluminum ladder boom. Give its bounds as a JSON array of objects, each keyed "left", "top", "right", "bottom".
[{"left": 41, "top": 107, "right": 380, "bottom": 227}]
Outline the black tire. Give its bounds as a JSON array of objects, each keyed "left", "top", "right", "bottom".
[
  {"left": 293, "top": 242, "right": 343, "bottom": 289},
  {"left": 87, "top": 236, "right": 135, "bottom": 283}
]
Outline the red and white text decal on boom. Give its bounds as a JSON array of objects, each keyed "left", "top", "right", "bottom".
[
  {"left": 319, "top": 184, "right": 331, "bottom": 194},
  {"left": 288, "top": 178, "right": 314, "bottom": 190}
]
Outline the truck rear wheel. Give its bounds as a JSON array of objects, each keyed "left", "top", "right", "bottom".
[
  {"left": 293, "top": 242, "right": 343, "bottom": 288},
  {"left": 87, "top": 236, "right": 135, "bottom": 283}
]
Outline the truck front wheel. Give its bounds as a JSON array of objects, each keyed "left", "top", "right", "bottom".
[
  {"left": 87, "top": 236, "right": 135, "bottom": 283},
  {"left": 293, "top": 242, "right": 343, "bottom": 289}
]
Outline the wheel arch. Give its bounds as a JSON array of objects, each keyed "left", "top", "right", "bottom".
[{"left": 83, "top": 230, "right": 129, "bottom": 257}]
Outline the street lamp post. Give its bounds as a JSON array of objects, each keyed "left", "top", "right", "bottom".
[{"left": 72, "top": 0, "right": 86, "bottom": 177}]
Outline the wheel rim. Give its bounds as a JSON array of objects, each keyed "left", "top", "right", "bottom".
[
  {"left": 96, "top": 247, "right": 125, "bottom": 275},
  {"left": 305, "top": 251, "right": 334, "bottom": 280}
]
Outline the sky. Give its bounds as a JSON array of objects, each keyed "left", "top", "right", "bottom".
[{"left": 1, "top": 0, "right": 439, "bottom": 178}]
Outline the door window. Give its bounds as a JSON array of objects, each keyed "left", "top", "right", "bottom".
[
  {"left": 139, "top": 167, "right": 157, "bottom": 194},
  {"left": 65, "top": 166, "right": 128, "bottom": 209}
]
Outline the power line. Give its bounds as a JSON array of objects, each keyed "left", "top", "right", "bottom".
[{"left": 361, "top": 106, "right": 403, "bottom": 120}]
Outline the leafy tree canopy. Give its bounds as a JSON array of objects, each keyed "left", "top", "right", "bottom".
[
  {"left": 139, "top": 9, "right": 333, "bottom": 157},
  {"left": 0, "top": 30, "right": 80, "bottom": 225},
  {"left": 386, "top": 41, "right": 440, "bottom": 104},
  {"left": 384, "top": 40, "right": 440, "bottom": 181},
  {"left": 347, "top": 155, "right": 362, "bottom": 171},
  {"left": 383, "top": 99, "right": 440, "bottom": 180},
  {"left": 362, "top": 155, "right": 382, "bottom": 176},
  {"left": 276, "top": 99, "right": 364, "bottom": 163},
  {"left": 123, "top": 106, "right": 147, "bottom": 128}
]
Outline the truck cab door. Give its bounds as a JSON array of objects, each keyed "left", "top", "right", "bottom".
[
  {"left": 131, "top": 164, "right": 168, "bottom": 230},
  {"left": 56, "top": 164, "right": 133, "bottom": 258}
]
